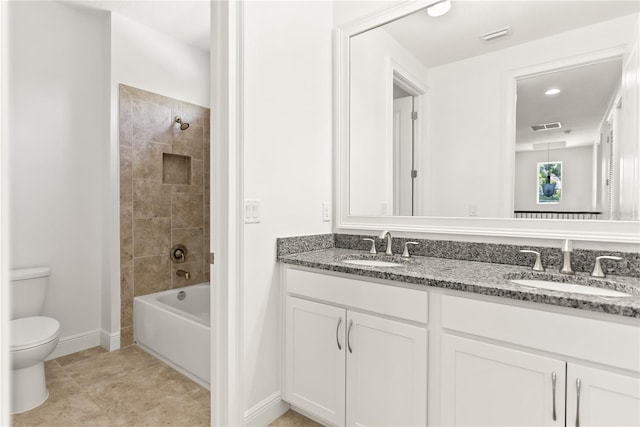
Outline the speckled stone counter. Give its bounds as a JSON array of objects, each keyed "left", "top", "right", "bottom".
[{"left": 278, "top": 248, "right": 640, "bottom": 318}]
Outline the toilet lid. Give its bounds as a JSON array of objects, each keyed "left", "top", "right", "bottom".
[{"left": 11, "top": 317, "right": 60, "bottom": 351}]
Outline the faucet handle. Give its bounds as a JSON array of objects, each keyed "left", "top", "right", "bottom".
[
  {"left": 363, "top": 238, "right": 377, "bottom": 254},
  {"left": 402, "top": 242, "right": 419, "bottom": 258},
  {"left": 591, "top": 256, "right": 623, "bottom": 278},
  {"left": 520, "top": 250, "right": 545, "bottom": 272}
]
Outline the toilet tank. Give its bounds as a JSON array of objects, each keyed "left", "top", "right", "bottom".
[{"left": 10, "top": 267, "right": 51, "bottom": 320}]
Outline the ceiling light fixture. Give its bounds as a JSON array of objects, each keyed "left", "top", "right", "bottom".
[
  {"left": 545, "top": 88, "right": 561, "bottom": 95},
  {"left": 481, "top": 27, "right": 510, "bottom": 41},
  {"left": 427, "top": 0, "right": 451, "bottom": 17}
]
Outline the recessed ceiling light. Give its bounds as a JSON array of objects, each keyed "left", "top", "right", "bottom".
[
  {"left": 545, "top": 88, "right": 561, "bottom": 95},
  {"left": 427, "top": 0, "right": 451, "bottom": 17}
]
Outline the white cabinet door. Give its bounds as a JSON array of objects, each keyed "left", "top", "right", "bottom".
[
  {"left": 441, "top": 334, "right": 566, "bottom": 427},
  {"left": 285, "top": 297, "right": 346, "bottom": 426},
  {"left": 566, "top": 363, "right": 640, "bottom": 427},
  {"left": 345, "top": 311, "right": 427, "bottom": 427}
]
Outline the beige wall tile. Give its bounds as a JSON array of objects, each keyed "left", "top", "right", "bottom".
[
  {"left": 133, "top": 140, "right": 171, "bottom": 180},
  {"left": 172, "top": 228, "right": 203, "bottom": 263},
  {"left": 125, "top": 85, "right": 173, "bottom": 107},
  {"left": 172, "top": 125, "right": 204, "bottom": 160},
  {"left": 120, "top": 146, "right": 133, "bottom": 207},
  {"left": 134, "top": 255, "right": 171, "bottom": 296},
  {"left": 119, "top": 86, "right": 133, "bottom": 146},
  {"left": 172, "top": 103, "right": 209, "bottom": 127},
  {"left": 163, "top": 153, "right": 191, "bottom": 185},
  {"left": 120, "top": 205, "right": 133, "bottom": 271},
  {"left": 133, "top": 179, "right": 171, "bottom": 219},
  {"left": 120, "top": 267, "right": 134, "bottom": 328},
  {"left": 132, "top": 99, "right": 172, "bottom": 144},
  {"left": 133, "top": 217, "right": 171, "bottom": 257},
  {"left": 121, "top": 326, "right": 134, "bottom": 348},
  {"left": 172, "top": 193, "right": 203, "bottom": 228}
]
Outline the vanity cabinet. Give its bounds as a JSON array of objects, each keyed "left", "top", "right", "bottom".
[
  {"left": 284, "top": 268, "right": 428, "bottom": 427},
  {"left": 440, "top": 295, "right": 640, "bottom": 427},
  {"left": 441, "top": 334, "right": 566, "bottom": 426}
]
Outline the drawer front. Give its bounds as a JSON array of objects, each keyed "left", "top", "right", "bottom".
[
  {"left": 286, "top": 267, "right": 428, "bottom": 324},
  {"left": 442, "top": 295, "right": 640, "bottom": 372}
]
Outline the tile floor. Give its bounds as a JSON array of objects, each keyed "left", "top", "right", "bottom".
[
  {"left": 11, "top": 345, "right": 320, "bottom": 427},
  {"left": 12, "top": 346, "right": 209, "bottom": 426}
]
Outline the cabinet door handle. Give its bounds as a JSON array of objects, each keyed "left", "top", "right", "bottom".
[
  {"left": 336, "top": 317, "right": 342, "bottom": 350},
  {"left": 347, "top": 320, "right": 353, "bottom": 353},
  {"left": 575, "top": 378, "right": 581, "bottom": 427},
  {"left": 551, "top": 371, "right": 557, "bottom": 421}
]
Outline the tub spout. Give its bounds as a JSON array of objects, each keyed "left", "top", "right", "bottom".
[{"left": 176, "top": 270, "right": 190, "bottom": 280}]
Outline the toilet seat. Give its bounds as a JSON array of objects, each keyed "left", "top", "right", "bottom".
[{"left": 11, "top": 317, "right": 60, "bottom": 351}]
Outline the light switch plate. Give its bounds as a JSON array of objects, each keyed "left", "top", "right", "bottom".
[
  {"left": 322, "top": 203, "right": 331, "bottom": 222},
  {"left": 245, "top": 199, "right": 261, "bottom": 223}
]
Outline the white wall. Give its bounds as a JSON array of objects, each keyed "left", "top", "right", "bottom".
[
  {"left": 242, "top": 1, "right": 333, "bottom": 422},
  {"left": 7, "top": 1, "right": 109, "bottom": 353},
  {"left": 426, "top": 14, "right": 638, "bottom": 218},
  {"left": 111, "top": 13, "right": 210, "bottom": 108},
  {"left": 108, "top": 11, "right": 210, "bottom": 344},
  {"left": 350, "top": 28, "right": 428, "bottom": 216},
  {"left": 514, "top": 146, "right": 593, "bottom": 212}
]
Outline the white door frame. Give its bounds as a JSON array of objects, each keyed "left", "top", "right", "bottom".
[{"left": 211, "top": 1, "right": 244, "bottom": 426}]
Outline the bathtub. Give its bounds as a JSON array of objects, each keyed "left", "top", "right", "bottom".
[{"left": 133, "top": 283, "right": 210, "bottom": 389}]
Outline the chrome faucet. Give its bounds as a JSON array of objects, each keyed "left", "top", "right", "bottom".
[
  {"left": 559, "top": 239, "right": 575, "bottom": 275},
  {"left": 379, "top": 230, "right": 393, "bottom": 255},
  {"left": 591, "top": 256, "right": 623, "bottom": 278}
]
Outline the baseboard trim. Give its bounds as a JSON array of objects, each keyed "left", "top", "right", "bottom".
[
  {"left": 244, "top": 392, "right": 289, "bottom": 426},
  {"left": 47, "top": 329, "right": 101, "bottom": 360},
  {"left": 100, "top": 329, "right": 120, "bottom": 351}
]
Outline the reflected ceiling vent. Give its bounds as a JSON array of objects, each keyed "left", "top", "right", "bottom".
[
  {"left": 531, "top": 122, "right": 562, "bottom": 131},
  {"left": 532, "top": 141, "right": 566, "bottom": 150},
  {"left": 481, "top": 27, "right": 510, "bottom": 41}
]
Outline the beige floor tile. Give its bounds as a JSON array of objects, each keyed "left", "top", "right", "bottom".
[
  {"left": 88, "top": 362, "right": 206, "bottom": 425},
  {"left": 55, "top": 346, "right": 108, "bottom": 367},
  {"left": 62, "top": 346, "right": 160, "bottom": 391},
  {"left": 13, "top": 345, "right": 210, "bottom": 426},
  {"left": 43, "top": 360, "right": 82, "bottom": 405},
  {"left": 132, "top": 388, "right": 210, "bottom": 426},
  {"left": 270, "top": 410, "right": 324, "bottom": 427},
  {"left": 12, "top": 392, "right": 113, "bottom": 427}
]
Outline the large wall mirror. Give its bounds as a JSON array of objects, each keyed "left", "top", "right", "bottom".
[{"left": 337, "top": 0, "right": 640, "bottom": 243}]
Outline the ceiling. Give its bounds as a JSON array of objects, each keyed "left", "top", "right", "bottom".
[
  {"left": 382, "top": 1, "right": 639, "bottom": 68},
  {"left": 74, "top": 0, "right": 210, "bottom": 52},
  {"left": 515, "top": 58, "right": 622, "bottom": 150}
]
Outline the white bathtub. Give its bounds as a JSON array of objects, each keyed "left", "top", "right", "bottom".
[{"left": 133, "top": 283, "right": 210, "bottom": 389}]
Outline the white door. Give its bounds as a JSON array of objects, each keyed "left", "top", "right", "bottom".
[
  {"left": 345, "top": 310, "right": 427, "bottom": 426},
  {"left": 441, "top": 334, "right": 566, "bottom": 426},
  {"left": 285, "top": 297, "right": 346, "bottom": 426},
  {"left": 393, "top": 96, "right": 414, "bottom": 216},
  {"left": 566, "top": 363, "right": 640, "bottom": 426}
]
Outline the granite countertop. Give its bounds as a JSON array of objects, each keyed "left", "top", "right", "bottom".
[{"left": 279, "top": 248, "right": 640, "bottom": 318}]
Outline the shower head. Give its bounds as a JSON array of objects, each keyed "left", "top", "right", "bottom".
[{"left": 175, "top": 116, "right": 190, "bottom": 130}]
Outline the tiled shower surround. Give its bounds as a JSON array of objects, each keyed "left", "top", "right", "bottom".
[{"left": 119, "top": 84, "right": 210, "bottom": 346}]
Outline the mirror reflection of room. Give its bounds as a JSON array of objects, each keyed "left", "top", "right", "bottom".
[{"left": 348, "top": 1, "right": 640, "bottom": 220}]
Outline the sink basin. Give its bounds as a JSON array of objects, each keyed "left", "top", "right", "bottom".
[
  {"left": 342, "top": 259, "right": 403, "bottom": 267},
  {"left": 510, "top": 279, "right": 631, "bottom": 297}
]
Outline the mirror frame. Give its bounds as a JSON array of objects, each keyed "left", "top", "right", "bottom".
[{"left": 334, "top": 0, "right": 640, "bottom": 244}]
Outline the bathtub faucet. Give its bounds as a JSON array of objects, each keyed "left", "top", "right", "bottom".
[{"left": 176, "top": 270, "right": 190, "bottom": 280}]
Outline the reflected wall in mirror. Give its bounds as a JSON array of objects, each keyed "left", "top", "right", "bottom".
[{"left": 348, "top": 1, "right": 640, "bottom": 220}]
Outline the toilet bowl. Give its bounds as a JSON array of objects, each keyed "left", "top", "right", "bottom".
[
  {"left": 11, "top": 316, "right": 61, "bottom": 414},
  {"left": 9, "top": 267, "right": 60, "bottom": 414}
]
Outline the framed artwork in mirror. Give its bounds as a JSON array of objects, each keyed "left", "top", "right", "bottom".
[{"left": 537, "top": 162, "right": 562, "bottom": 204}]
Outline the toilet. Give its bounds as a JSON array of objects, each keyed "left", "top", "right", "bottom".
[{"left": 10, "top": 267, "right": 60, "bottom": 414}]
